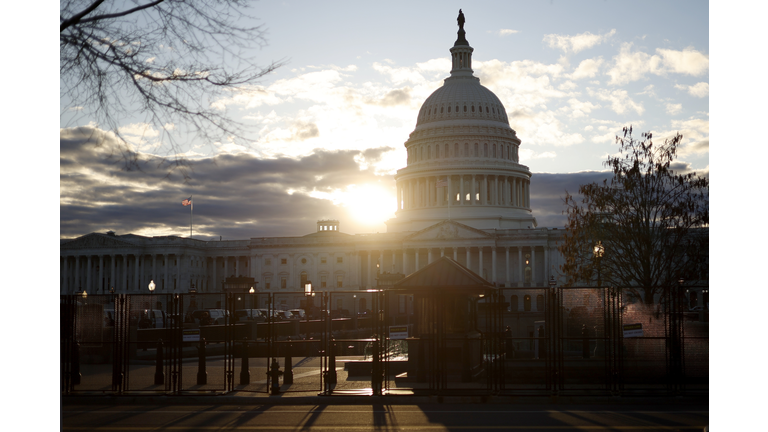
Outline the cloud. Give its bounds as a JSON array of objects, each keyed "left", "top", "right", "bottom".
[
  {"left": 588, "top": 88, "right": 645, "bottom": 115},
  {"left": 60, "top": 126, "right": 398, "bottom": 239},
  {"left": 491, "top": 29, "right": 519, "bottom": 36},
  {"left": 378, "top": 87, "right": 412, "bottom": 106},
  {"left": 529, "top": 171, "right": 614, "bottom": 228},
  {"left": 561, "top": 98, "right": 600, "bottom": 119},
  {"left": 606, "top": 44, "right": 709, "bottom": 85},
  {"left": 543, "top": 29, "right": 616, "bottom": 54},
  {"left": 571, "top": 58, "right": 604, "bottom": 80},
  {"left": 675, "top": 82, "right": 709, "bottom": 98},
  {"left": 666, "top": 103, "right": 683, "bottom": 115}
]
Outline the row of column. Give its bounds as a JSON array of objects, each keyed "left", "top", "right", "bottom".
[
  {"left": 398, "top": 174, "right": 530, "bottom": 210},
  {"left": 60, "top": 253, "right": 255, "bottom": 295},
  {"left": 357, "top": 245, "right": 554, "bottom": 289}
]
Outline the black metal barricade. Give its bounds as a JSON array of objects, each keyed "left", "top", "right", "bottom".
[{"left": 61, "top": 285, "right": 707, "bottom": 397}]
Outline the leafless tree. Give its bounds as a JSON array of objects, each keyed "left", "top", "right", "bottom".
[
  {"left": 558, "top": 127, "right": 709, "bottom": 306},
  {"left": 60, "top": 0, "right": 285, "bottom": 179}
]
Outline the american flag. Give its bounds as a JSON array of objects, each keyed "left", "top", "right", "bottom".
[
  {"left": 182, "top": 197, "right": 192, "bottom": 206},
  {"left": 435, "top": 178, "right": 448, "bottom": 187}
]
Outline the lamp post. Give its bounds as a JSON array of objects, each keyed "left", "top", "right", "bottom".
[
  {"left": 593, "top": 241, "right": 604, "bottom": 288},
  {"left": 353, "top": 294, "right": 358, "bottom": 330},
  {"left": 304, "top": 281, "right": 314, "bottom": 319},
  {"left": 249, "top": 286, "right": 255, "bottom": 312},
  {"left": 148, "top": 280, "right": 156, "bottom": 327}
]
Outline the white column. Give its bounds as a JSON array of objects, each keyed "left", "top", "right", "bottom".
[
  {"left": 392, "top": 251, "right": 396, "bottom": 273},
  {"left": 403, "top": 249, "right": 408, "bottom": 275},
  {"left": 152, "top": 255, "right": 157, "bottom": 288},
  {"left": 471, "top": 175, "right": 476, "bottom": 205},
  {"left": 415, "top": 249, "right": 420, "bottom": 270},
  {"left": 482, "top": 176, "right": 488, "bottom": 205},
  {"left": 440, "top": 247, "right": 445, "bottom": 258},
  {"left": 428, "top": 247, "right": 433, "bottom": 264},
  {"left": 176, "top": 253, "right": 181, "bottom": 292},
  {"left": 544, "top": 245, "right": 549, "bottom": 284},
  {"left": 518, "top": 248, "right": 524, "bottom": 285},
  {"left": 466, "top": 247, "right": 471, "bottom": 269},
  {"left": 98, "top": 255, "right": 104, "bottom": 293},
  {"left": 494, "top": 176, "right": 499, "bottom": 205},
  {"left": 135, "top": 254, "right": 141, "bottom": 292},
  {"left": 110, "top": 254, "right": 116, "bottom": 292},
  {"left": 531, "top": 247, "right": 536, "bottom": 286},
  {"left": 492, "top": 247, "right": 497, "bottom": 285},
  {"left": 86, "top": 256, "right": 92, "bottom": 293},
  {"left": 74, "top": 256, "right": 81, "bottom": 291},
  {"left": 122, "top": 254, "right": 128, "bottom": 292},
  {"left": 367, "top": 251, "right": 372, "bottom": 288},
  {"left": 453, "top": 248, "right": 458, "bottom": 261},
  {"left": 479, "top": 247, "right": 484, "bottom": 277},
  {"left": 505, "top": 247, "right": 510, "bottom": 287},
  {"left": 163, "top": 254, "right": 169, "bottom": 292},
  {"left": 459, "top": 174, "right": 464, "bottom": 205}
]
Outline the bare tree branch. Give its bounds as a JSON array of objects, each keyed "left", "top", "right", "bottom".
[
  {"left": 60, "top": 0, "right": 287, "bottom": 181},
  {"left": 558, "top": 127, "right": 709, "bottom": 306}
]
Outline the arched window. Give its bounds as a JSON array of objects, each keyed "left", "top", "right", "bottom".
[
  {"left": 536, "top": 295, "right": 544, "bottom": 311},
  {"left": 524, "top": 295, "right": 531, "bottom": 311},
  {"left": 509, "top": 295, "right": 518, "bottom": 312},
  {"left": 444, "top": 143, "right": 449, "bottom": 157}
]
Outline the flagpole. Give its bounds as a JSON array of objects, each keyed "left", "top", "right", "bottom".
[{"left": 190, "top": 199, "right": 193, "bottom": 238}]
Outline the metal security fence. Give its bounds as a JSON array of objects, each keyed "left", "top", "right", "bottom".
[{"left": 61, "top": 285, "right": 707, "bottom": 397}]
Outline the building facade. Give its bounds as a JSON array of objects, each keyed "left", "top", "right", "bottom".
[{"left": 60, "top": 22, "right": 567, "bottom": 311}]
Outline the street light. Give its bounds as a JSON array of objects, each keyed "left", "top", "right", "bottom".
[
  {"left": 593, "top": 241, "right": 604, "bottom": 288},
  {"left": 353, "top": 294, "right": 357, "bottom": 330},
  {"left": 148, "top": 280, "right": 155, "bottom": 327},
  {"left": 304, "top": 281, "right": 314, "bottom": 319},
  {"left": 249, "top": 286, "right": 255, "bottom": 312}
]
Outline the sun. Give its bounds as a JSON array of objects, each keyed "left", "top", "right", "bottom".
[{"left": 343, "top": 184, "right": 397, "bottom": 225}]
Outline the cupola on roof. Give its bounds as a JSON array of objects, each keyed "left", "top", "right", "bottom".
[{"left": 415, "top": 9, "right": 509, "bottom": 127}]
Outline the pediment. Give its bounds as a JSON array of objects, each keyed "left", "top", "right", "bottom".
[
  {"left": 404, "top": 220, "right": 493, "bottom": 242},
  {"left": 61, "top": 233, "right": 136, "bottom": 249}
]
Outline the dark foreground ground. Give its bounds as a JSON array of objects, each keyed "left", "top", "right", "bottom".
[{"left": 63, "top": 396, "right": 709, "bottom": 432}]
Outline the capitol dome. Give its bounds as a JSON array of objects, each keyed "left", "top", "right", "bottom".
[
  {"left": 415, "top": 75, "right": 510, "bottom": 128},
  {"left": 386, "top": 16, "right": 537, "bottom": 233}
]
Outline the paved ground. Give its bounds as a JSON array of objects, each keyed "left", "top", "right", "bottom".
[{"left": 62, "top": 403, "right": 709, "bottom": 431}]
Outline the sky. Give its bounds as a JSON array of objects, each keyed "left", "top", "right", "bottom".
[{"left": 59, "top": 0, "right": 710, "bottom": 240}]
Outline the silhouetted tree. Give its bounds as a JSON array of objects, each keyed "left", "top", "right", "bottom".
[
  {"left": 558, "top": 127, "right": 709, "bottom": 305},
  {"left": 60, "top": 0, "right": 285, "bottom": 179}
]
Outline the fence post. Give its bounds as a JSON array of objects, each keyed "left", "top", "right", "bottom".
[
  {"left": 327, "top": 339, "right": 337, "bottom": 384},
  {"left": 72, "top": 341, "right": 81, "bottom": 386},
  {"left": 284, "top": 337, "right": 294, "bottom": 384},
  {"left": 240, "top": 337, "right": 250, "bottom": 385},
  {"left": 582, "top": 324, "right": 590, "bottom": 359},
  {"left": 154, "top": 339, "right": 164, "bottom": 385},
  {"left": 268, "top": 358, "right": 283, "bottom": 395},
  {"left": 197, "top": 337, "right": 207, "bottom": 385}
]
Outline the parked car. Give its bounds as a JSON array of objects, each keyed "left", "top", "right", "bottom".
[
  {"left": 190, "top": 309, "right": 230, "bottom": 325},
  {"left": 288, "top": 309, "right": 306, "bottom": 319},
  {"left": 257, "top": 309, "right": 280, "bottom": 322},
  {"left": 275, "top": 310, "right": 294, "bottom": 321},
  {"left": 235, "top": 309, "right": 266, "bottom": 322}
]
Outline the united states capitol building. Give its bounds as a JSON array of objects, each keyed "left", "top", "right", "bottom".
[{"left": 60, "top": 19, "right": 567, "bottom": 311}]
